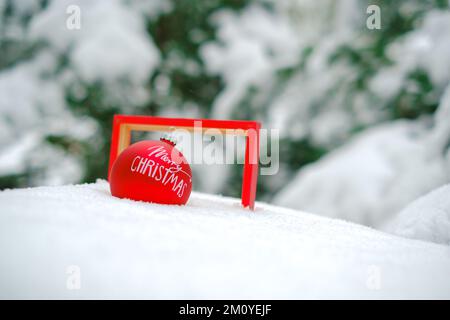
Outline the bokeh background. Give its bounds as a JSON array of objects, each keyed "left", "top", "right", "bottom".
[{"left": 1, "top": 0, "right": 449, "bottom": 228}]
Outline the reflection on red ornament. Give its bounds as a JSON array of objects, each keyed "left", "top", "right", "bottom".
[{"left": 110, "top": 137, "right": 192, "bottom": 205}]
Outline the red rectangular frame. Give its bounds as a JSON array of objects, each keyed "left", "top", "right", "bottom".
[{"left": 108, "top": 115, "right": 261, "bottom": 210}]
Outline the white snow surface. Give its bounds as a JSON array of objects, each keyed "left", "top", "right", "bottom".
[
  {"left": 385, "top": 184, "right": 450, "bottom": 246},
  {"left": 274, "top": 82, "right": 450, "bottom": 227},
  {"left": 0, "top": 180, "right": 449, "bottom": 299},
  {"left": 0, "top": 0, "right": 163, "bottom": 186}
]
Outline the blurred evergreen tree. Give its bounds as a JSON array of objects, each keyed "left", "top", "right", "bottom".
[
  {"left": 222, "top": 0, "right": 449, "bottom": 200},
  {"left": 0, "top": 0, "right": 448, "bottom": 202}
]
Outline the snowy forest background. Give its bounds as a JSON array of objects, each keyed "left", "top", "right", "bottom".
[{"left": 1, "top": 0, "right": 449, "bottom": 230}]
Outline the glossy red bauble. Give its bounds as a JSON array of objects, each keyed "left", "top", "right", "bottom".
[{"left": 109, "top": 139, "right": 192, "bottom": 205}]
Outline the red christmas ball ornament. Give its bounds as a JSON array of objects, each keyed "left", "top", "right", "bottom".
[{"left": 109, "top": 136, "right": 192, "bottom": 205}]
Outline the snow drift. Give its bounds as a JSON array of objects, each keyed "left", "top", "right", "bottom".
[
  {"left": 274, "top": 83, "right": 450, "bottom": 227},
  {"left": 385, "top": 184, "right": 450, "bottom": 245},
  {"left": 273, "top": 119, "right": 448, "bottom": 227},
  {"left": 0, "top": 180, "right": 449, "bottom": 299}
]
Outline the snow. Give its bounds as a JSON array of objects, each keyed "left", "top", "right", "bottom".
[
  {"left": 0, "top": 55, "right": 96, "bottom": 184},
  {"left": 200, "top": 0, "right": 370, "bottom": 143},
  {"left": 200, "top": 4, "right": 301, "bottom": 119},
  {"left": 30, "top": 0, "right": 160, "bottom": 108},
  {"left": 384, "top": 184, "right": 450, "bottom": 245},
  {"left": 201, "top": 2, "right": 450, "bottom": 150},
  {"left": 273, "top": 120, "right": 439, "bottom": 226},
  {"left": 274, "top": 81, "right": 450, "bottom": 227},
  {"left": 0, "top": 0, "right": 162, "bottom": 186},
  {"left": 0, "top": 134, "right": 40, "bottom": 176},
  {"left": 1, "top": 180, "right": 449, "bottom": 299},
  {"left": 370, "top": 10, "right": 450, "bottom": 98}
]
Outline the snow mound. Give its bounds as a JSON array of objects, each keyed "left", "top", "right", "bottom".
[
  {"left": 273, "top": 90, "right": 450, "bottom": 228},
  {"left": 385, "top": 184, "right": 450, "bottom": 245},
  {"left": 273, "top": 120, "right": 444, "bottom": 226},
  {"left": 0, "top": 180, "right": 449, "bottom": 299}
]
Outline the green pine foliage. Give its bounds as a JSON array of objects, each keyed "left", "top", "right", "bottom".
[{"left": 0, "top": 0, "right": 448, "bottom": 200}]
